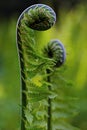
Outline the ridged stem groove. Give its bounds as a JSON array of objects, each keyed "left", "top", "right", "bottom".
[
  {"left": 17, "top": 27, "right": 27, "bottom": 130},
  {"left": 47, "top": 69, "right": 52, "bottom": 130}
]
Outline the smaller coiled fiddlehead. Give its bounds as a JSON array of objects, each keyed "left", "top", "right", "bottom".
[
  {"left": 45, "top": 40, "right": 66, "bottom": 130},
  {"left": 45, "top": 39, "right": 66, "bottom": 67}
]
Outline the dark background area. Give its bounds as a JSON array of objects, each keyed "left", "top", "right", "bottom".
[{"left": 0, "top": 0, "right": 86, "bottom": 18}]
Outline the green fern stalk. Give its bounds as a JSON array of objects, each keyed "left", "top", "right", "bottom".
[
  {"left": 47, "top": 69, "right": 52, "bottom": 130},
  {"left": 17, "top": 22, "right": 27, "bottom": 130}
]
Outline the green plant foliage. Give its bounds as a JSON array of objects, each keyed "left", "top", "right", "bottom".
[
  {"left": 17, "top": 4, "right": 80, "bottom": 130},
  {"left": 1, "top": 3, "right": 87, "bottom": 130}
]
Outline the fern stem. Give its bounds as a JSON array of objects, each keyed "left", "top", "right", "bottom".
[
  {"left": 17, "top": 28, "right": 27, "bottom": 130},
  {"left": 47, "top": 69, "right": 52, "bottom": 130}
]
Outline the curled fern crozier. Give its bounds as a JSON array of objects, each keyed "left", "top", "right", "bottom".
[
  {"left": 17, "top": 4, "right": 56, "bottom": 130},
  {"left": 45, "top": 40, "right": 66, "bottom": 67},
  {"left": 17, "top": 4, "right": 56, "bottom": 31}
]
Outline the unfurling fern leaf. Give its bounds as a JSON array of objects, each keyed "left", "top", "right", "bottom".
[
  {"left": 44, "top": 40, "right": 66, "bottom": 67},
  {"left": 16, "top": 4, "right": 80, "bottom": 130}
]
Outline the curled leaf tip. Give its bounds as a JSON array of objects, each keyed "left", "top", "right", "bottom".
[
  {"left": 45, "top": 39, "right": 66, "bottom": 67},
  {"left": 18, "top": 4, "right": 56, "bottom": 31}
]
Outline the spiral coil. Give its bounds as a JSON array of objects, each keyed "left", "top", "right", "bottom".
[
  {"left": 45, "top": 40, "right": 66, "bottom": 67},
  {"left": 17, "top": 4, "right": 56, "bottom": 31}
]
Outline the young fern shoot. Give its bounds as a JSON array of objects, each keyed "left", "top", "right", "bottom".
[
  {"left": 45, "top": 40, "right": 66, "bottom": 130},
  {"left": 17, "top": 4, "right": 56, "bottom": 130},
  {"left": 16, "top": 3, "right": 79, "bottom": 130}
]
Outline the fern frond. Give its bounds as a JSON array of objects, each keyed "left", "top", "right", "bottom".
[
  {"left": 52, "top": 121, "right": 80, "bottom": 130},
  {"left": 16, "top": 3, "right": 80, "bottom": 130}
]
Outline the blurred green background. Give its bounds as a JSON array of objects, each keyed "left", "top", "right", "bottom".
[{"left": 0, "top": 0, "right": 87, "bottom": 130}]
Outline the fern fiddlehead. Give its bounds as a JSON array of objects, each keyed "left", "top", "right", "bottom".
[
  {"left": 45, "top": 40, "right": 66, "bottom": 67},
  {"left": 45, "top": 40, "right": 66, "bottom": 130},
  {"left": 18, "top": 4, "right": 56, "bottom": 31},
  {"left": 16, "top": 4, "right": 56, "bottom": 130},
  {"left": 16, "top": 3, "right": 79, "bottom": 130}
]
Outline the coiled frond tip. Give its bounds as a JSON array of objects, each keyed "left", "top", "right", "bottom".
[{"left": 45, "top": 39, "right": 66, "bottom": 67}]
